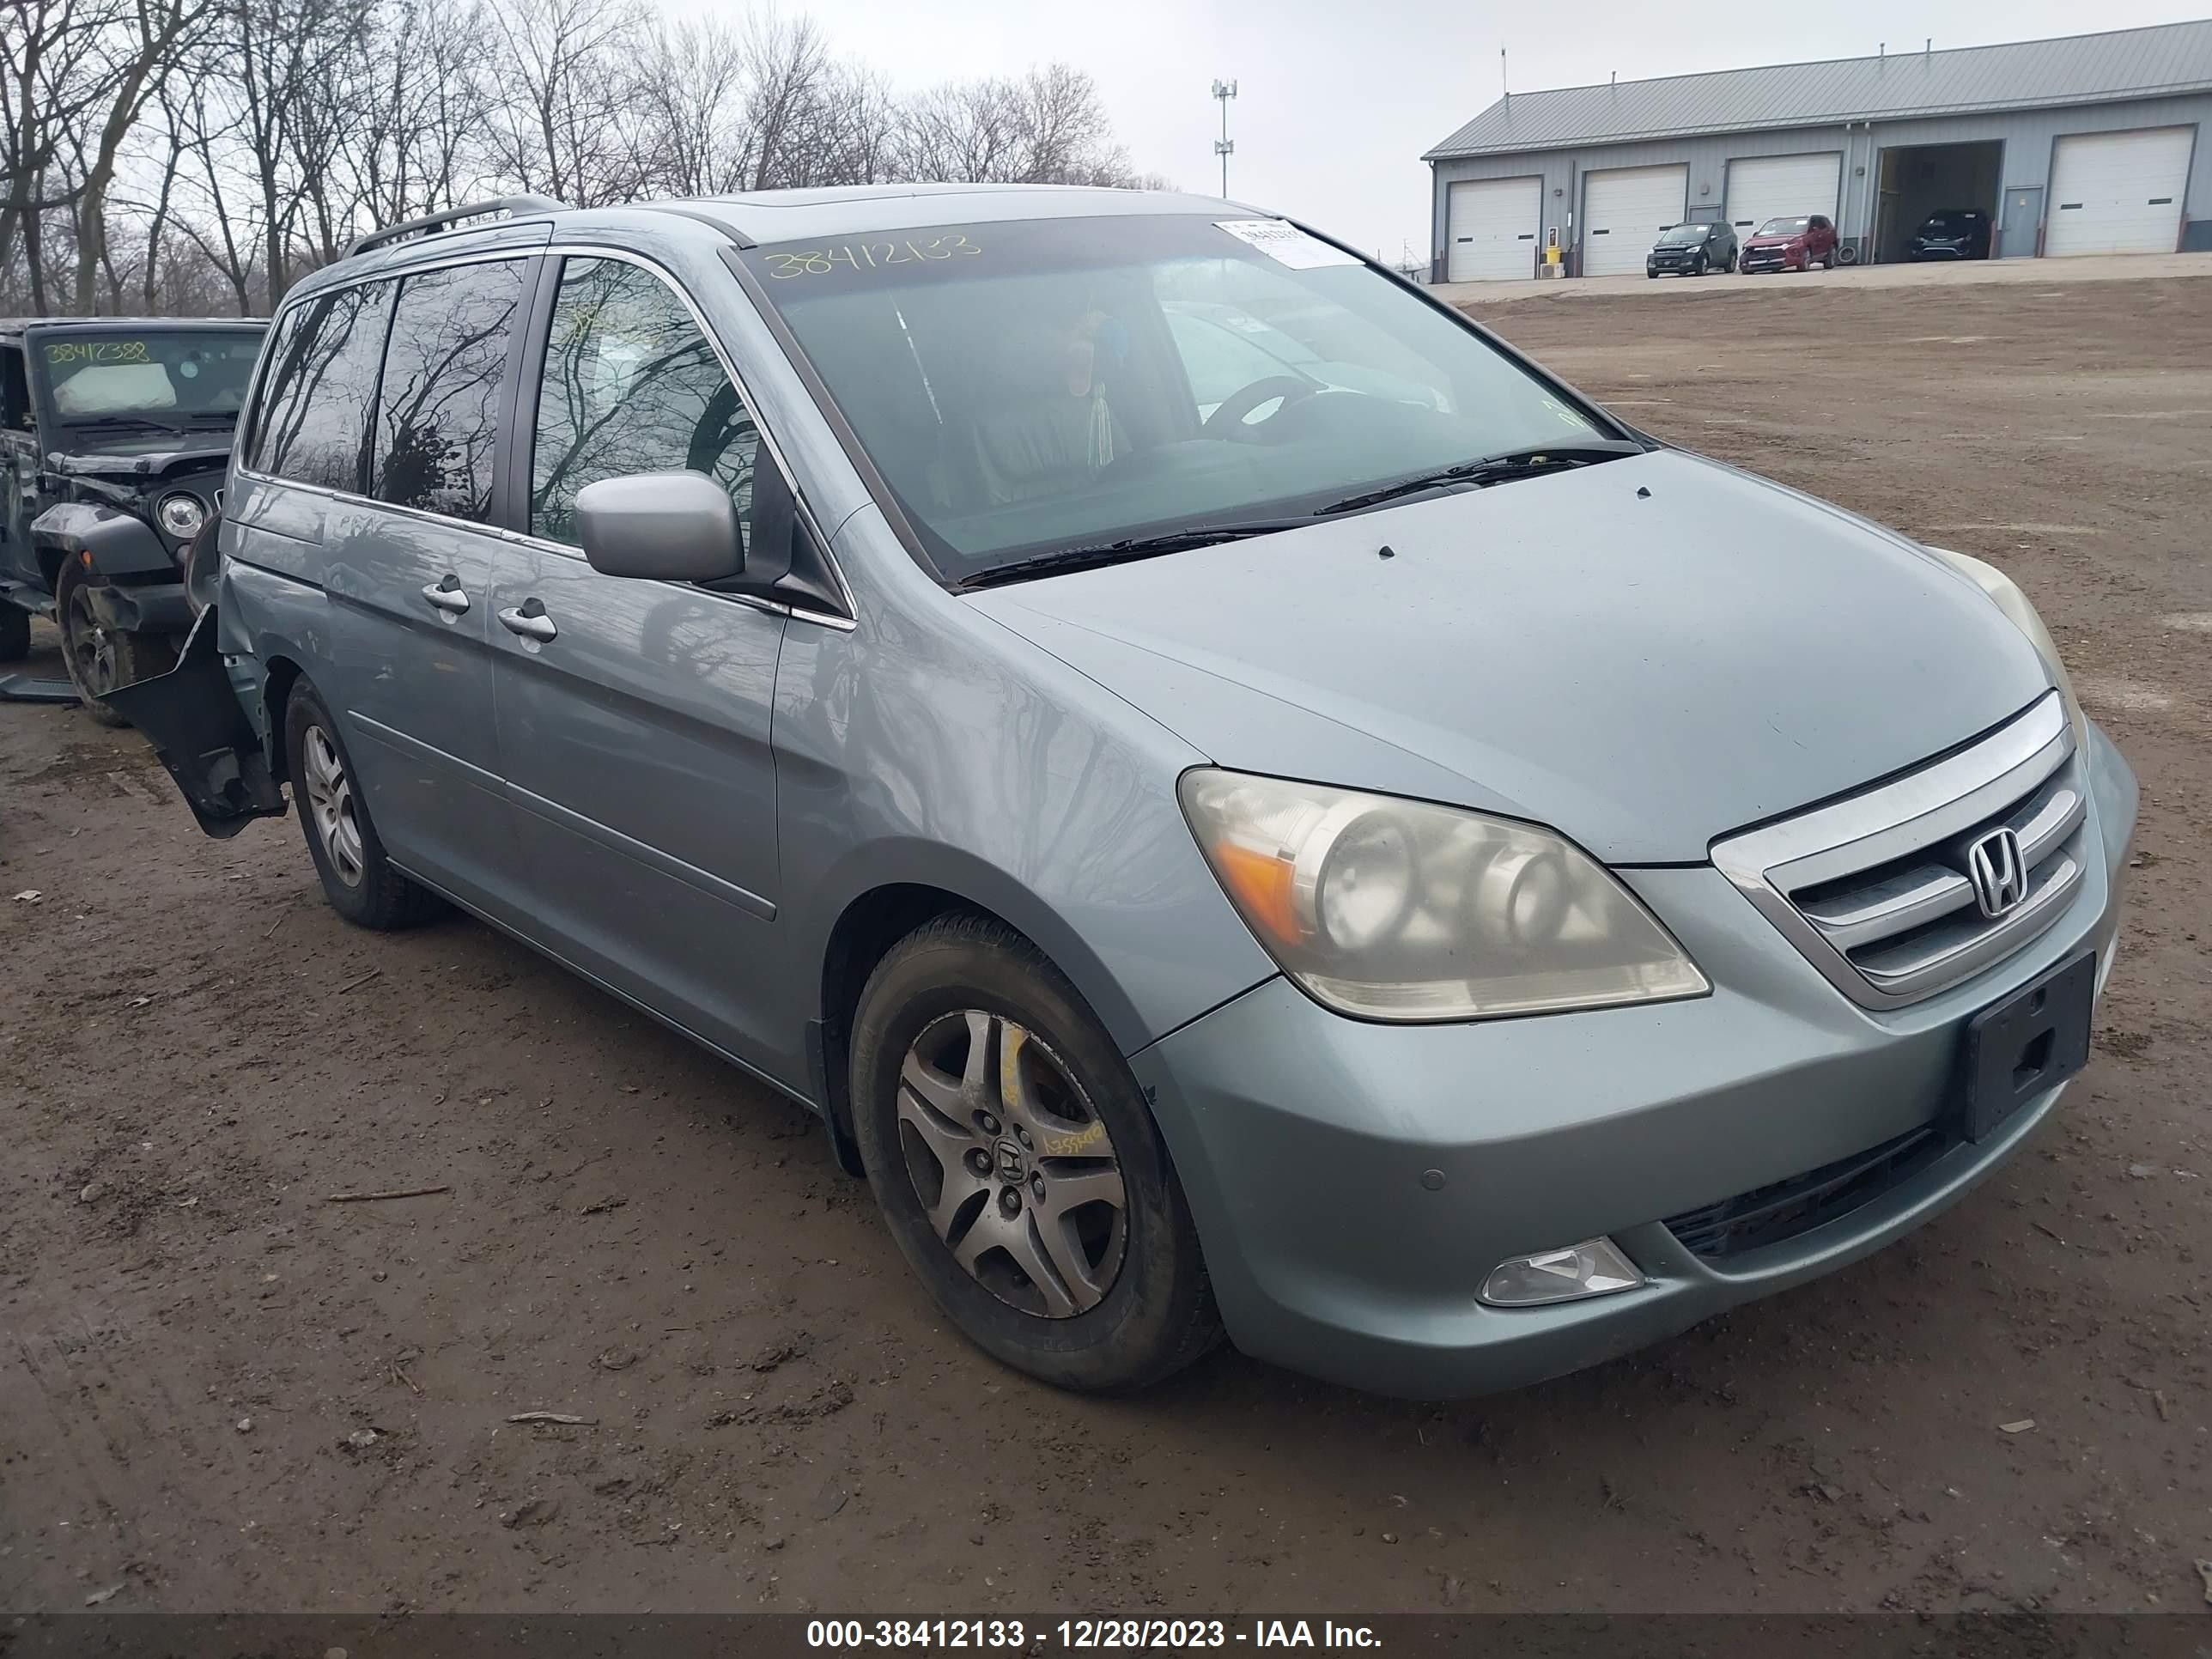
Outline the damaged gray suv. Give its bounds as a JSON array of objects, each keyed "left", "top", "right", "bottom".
[{"left": 119, "top": 186, "right": 2136, "bottom": 1397}]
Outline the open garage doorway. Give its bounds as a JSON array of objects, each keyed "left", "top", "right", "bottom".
[{"left": 1874, "top": 140, "right": 2002, "bottom": 262}]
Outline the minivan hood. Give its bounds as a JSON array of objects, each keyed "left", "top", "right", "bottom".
[{"left": 972, "top": 449, "right": 2052, "bottom": 863}]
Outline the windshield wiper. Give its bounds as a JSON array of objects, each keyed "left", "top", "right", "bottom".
[
  {"left": 963, "top": 520, "right": 1309, "bottom": 588},
  {"left": 1316, "top": 440, "right": 1644, "bottom": 516},
  {"left": 60, "top": 414, "right": 188, "bottom": 434}
]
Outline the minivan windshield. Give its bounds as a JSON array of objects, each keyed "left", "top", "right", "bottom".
[
  {"left": 1656, "top": 225, "right": 1711, "bottom": 246},
  {"left": 740, "top": 215, "right": 1622, "bottom": 581},
  {"left": 33, "top": 329, "right": 264, "bottom": 426}
]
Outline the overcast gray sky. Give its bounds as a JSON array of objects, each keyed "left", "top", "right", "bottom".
[{"left": 680, "top": 0, "right": 2209, "bottom": 260}]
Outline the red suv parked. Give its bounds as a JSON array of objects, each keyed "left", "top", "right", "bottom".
[{"left": 1739, "top": 214, "right": 1839, "bottom": 273}]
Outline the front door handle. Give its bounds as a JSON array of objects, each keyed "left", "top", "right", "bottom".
[
  {"left": 497, "top": 599, "right": 557, "bottom": 643},
  {"left": 421, "top": 577, "right": 470, "bottom": 615}
]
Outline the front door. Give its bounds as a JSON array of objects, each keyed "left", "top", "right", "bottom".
[
  {"left": 1999, "top": 187, "right": 2043, "bottom": 259},
  {"left": 488, "top": 252, "right": 787, "bottom": 1068},
  {"left": 313, "top": 258, "right": 532, "bottom": 919}
]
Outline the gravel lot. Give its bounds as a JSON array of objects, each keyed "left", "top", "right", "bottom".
[{"left": 3, "top": 261, "right": 2206, "bottom": 1617}]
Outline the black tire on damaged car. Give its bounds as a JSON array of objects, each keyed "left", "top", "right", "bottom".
[
  {"left": 849, "top": 912, "right": 1222, "bottom": 1392},
  {"left": 54, "top": 561, "right": 174, "bottom": 727},
  {"left": 283, "top": 679, "right": 447, "bottom": 931}
]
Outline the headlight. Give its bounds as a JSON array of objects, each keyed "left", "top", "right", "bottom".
[
  {"left": 1923, "top": 545, "right": 2089, "bottom": 752},
  {"left": 156, "top": 491, "right": 205, "bottom": 540},
  {"left": 1179, "top": 769, "right": 1709, "bottom": 1022}
]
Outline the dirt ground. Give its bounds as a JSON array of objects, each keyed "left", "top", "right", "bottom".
[{"left": 3, "top": 265, "right": 2207, "bottom": 1618}]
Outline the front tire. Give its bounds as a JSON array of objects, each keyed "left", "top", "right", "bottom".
[
  {"left": 849, "top": 914, "right": 1220, "bottom": 1392},
  {"left": 283, "top": 681, "right": 446, "bottom": 930},
  {"left": 55, "top": 562, "right": 173, "bottom": 727}
]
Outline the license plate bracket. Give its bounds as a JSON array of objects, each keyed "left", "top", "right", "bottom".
[{"left": 1959, "top": 952, "right": 2096, "bottom": 1142}]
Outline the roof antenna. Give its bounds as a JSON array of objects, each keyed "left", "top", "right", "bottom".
[
  {"left": 1611, "top": 70, "right": 1617, "bottom": 88},
  {"left": 1879, "top": 40, "right": 1885, "bottom": 58},
  {"left": 1500, "top": 46, "right": 1509, "bottom": 100},
  {"left": 1924, "top": 37, "right": 1931, "bottom": 54}
]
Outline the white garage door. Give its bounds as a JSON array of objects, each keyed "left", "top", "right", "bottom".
[
  {"left": 1726, "top": 152, "right": 1841, "bottom": 244},
  {"left": 1582, "top": 164, "right": 1690, "bottom": 276},
  {"left": 1445, "top": 176, "right": 1541, "bottom": 282},
  {"left": 2045, "top": 127, "right": 2191, "bottom": 256}
]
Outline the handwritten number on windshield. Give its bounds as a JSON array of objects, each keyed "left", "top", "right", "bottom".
[{"left": 763, "top": 235, "right": 981, "bottom": 278}]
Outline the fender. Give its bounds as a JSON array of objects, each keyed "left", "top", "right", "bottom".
[
  {"left": 803, "top": 836, "right": 1159, "bottom": 1053},
  {"left": 30, "top": 500, "right": 178, "bottom": 580}
]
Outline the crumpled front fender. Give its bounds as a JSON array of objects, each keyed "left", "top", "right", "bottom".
[{"left": 30, "top": 500, "right": 174, "bottom": 580}]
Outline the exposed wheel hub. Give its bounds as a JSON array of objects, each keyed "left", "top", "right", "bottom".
[{"left": 895, "top": 1010, "right": 1127, "bottom": 1319}]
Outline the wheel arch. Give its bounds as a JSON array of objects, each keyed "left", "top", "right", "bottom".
[
  {"left": 805, "top": 854, "right": 1159, "bottom": 1178},
  {"left": 258, "top": 653, "right": 306, "bottom": 782}
]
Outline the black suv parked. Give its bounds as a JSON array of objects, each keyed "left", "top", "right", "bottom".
[
  {"left": 1646, "top": 222, "right": 1737, "bottom": 277},
  {"left": 1905, "top": 209, "right": 1993, "bottom": 261},
  {"left": 1, "top": 317, "right": 264, "bottom": 721}
]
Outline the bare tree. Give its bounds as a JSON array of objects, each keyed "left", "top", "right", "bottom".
[
  {"left": 634, "top": 15, "right": 746, "bottom": 196},
  {"left": 895, "top": 65, "right": 1138, "bottom": 188},
  {"left": 3, "top": 0, "right": 127, "bottom": 307},
  {"left": 483, "top": 0, "right": 647, "bottom": 206},
  {"left": 5, "top": 0, "right": 1162, "bottom": 319},
  {"left": 161, "top": 69, "right": 260, "bottom": 311},
  {"left": 64, "top": 0, "right": 210, "bottom": 311}
]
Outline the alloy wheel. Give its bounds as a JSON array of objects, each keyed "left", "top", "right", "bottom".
[
  {"left": 895, "top": 1009, "right": 1127, "bottom": 1318},
  {"left": 300, "top": 723, "right": 366, "bottom": 887}
]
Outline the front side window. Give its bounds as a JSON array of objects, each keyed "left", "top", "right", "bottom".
[
  {"left": 33, "top": 329, "right": 264, "bottom": 428},
  {"left": 372, "top": 259, "right": 527, "bottom": 521},
  {"left": 251, "top": 283, "right": 395, "bottom": 491},
  {"left": 739, "top": 215, "right": 1614, "bottom": 582},
  {"left": 530, "top": 257, "right": 757, "bottom": 550},
  {"left": 1, "top": 343, "right": 28, "bottom": 428}
]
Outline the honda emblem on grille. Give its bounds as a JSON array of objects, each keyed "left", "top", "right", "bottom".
[{"left": 1966, "top": 827, "right": 2028, "bottom": 919}]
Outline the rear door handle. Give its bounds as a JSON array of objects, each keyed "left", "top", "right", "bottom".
[
  {"left": 497, "top": 600, "right": 557, "bottom": 643},
  {"left": 421, "top": 577, "right": 470, "bottom": 615}
]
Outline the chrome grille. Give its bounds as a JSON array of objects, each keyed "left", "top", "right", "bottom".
[{"left": 1711, "top": 694, "right": 2081, "bottom": 1008}]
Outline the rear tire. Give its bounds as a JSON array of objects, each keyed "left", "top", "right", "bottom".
[
  {"left": 849, "top": 914, "right": 1221, "bottom": 1392},
  {"left": 283, "top": 681, "right": 447, "bottom": 931},
  {"left": 0, "top": 602, "right": 28, "bottom": 663},
  {"left": 55, "top": 562, "right": 174, "bottom": 727}
]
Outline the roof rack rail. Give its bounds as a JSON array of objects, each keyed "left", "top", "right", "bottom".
[{"left": 342, "top": 195, "right": 567, "bottom": 260}]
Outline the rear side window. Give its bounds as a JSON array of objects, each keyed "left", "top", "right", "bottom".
[
  {"left": 372, "top": 259, "right": 528, "bottom": 521},
  {"left": 249, "top": 282, "right": 395, "bottom": 490},
  {"left": 528, "top": 257, "right": 757, "bottom": 550}
]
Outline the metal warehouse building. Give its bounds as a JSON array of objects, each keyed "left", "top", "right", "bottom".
[{"left": 1424, "top": 21, "right": 2212, "bottom": 281}]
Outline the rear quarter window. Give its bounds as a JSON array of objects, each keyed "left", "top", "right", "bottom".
[{"left": 250, "top": 282, "right": 397, "bottom": 491}]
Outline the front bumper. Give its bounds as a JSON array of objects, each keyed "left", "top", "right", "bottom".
[
  {"left": 1739, "top": 249, "right": 1799, "bottom": 271},
  {"left": 86, "top": 578, "right": 194, "bottom": 636},
  {"left": 1130, "top": 722, "right": 2137, "bottom": 1398}
]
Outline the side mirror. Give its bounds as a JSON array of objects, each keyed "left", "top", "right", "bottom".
[{"left": 574, "top": 471, "right": 743, "bottom": 583}]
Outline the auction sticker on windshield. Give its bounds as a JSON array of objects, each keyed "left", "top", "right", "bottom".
[{"left": 1215, "top": 220, "right": 1359, "bottom": 269}]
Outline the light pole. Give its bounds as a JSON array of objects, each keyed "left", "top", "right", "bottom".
[{"left": 1211, "top": 78, "right": 1237, "bottom": 198}]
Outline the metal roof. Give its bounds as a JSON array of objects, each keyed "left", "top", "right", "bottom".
[{"left": 1425, "top": 20, "right": 2212, "bottom": 159}]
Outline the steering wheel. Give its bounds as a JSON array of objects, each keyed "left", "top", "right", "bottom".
[{"left": 1201, "top": 375, "right": 1318, "bottom": 438}]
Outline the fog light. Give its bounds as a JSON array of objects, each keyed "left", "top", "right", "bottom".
[{"left": 1480, "top": 1237, "right": 1645, "bottom": 1307}]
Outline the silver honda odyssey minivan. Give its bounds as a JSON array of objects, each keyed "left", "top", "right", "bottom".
[{"left": 119, "top": 185, "right": 2136, "bottom": 1398}]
